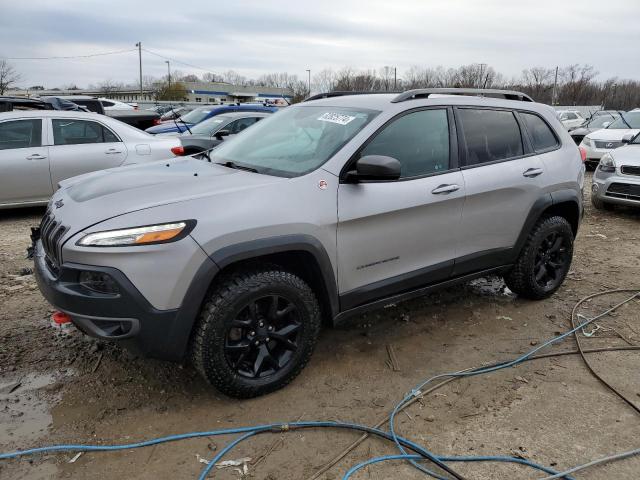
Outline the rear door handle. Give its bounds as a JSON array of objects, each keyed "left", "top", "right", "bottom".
[
  {"left": 431, "top": 184, "right": 461, "bottom": 194},
  {"left": 105, "top": 148, "right": 123, "bottom": 154},
  {"left": 523, "top": 167, "right": 544, "bottom": 178},
  {"left": 26, "top": 154, "right": 47, "bottom": 160}
]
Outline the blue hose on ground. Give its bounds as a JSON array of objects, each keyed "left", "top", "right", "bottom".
[
  {"left": 197, "top": 431, "right": 257, "bottom": 480},
  {"left": 341, "top": 454, "right": 575, "bottom": 480},
  {"left": 387, "top": 291, "right": 640, "bottom": 478}
]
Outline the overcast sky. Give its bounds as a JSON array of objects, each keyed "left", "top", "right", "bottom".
[{"left": 2, "top": 0, "right": 639, "bottom": 88}]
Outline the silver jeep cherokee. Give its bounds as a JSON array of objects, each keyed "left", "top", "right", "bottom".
[{"left": 34, "top": 88, "right": 585, "bottom": 398}]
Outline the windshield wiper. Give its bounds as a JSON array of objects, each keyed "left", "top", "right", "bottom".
[
  {"left": 215, "top": 161, "right": 258, "bottom": 173},
  {"left": 175, "top": 117, "right": 193, "bottom": 134},
  {"left": 620, "top": 115, "right": 632, "bottom": 129}
]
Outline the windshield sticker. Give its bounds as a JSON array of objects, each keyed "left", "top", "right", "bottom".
[{"left": 318, "top": 112, "right": 356, "bottom": 125}]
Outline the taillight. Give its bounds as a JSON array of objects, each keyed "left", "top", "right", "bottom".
[
  {"left": 171, "top": 146, "right": 185, "bottom": 156},
  {"left": 578, "top": 146, "right": 587, "bottom": 162},
  {"left": 153, "top": 118, "right": 161, "bottom": 125}
]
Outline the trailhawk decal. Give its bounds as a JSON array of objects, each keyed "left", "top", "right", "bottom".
[
  {"left": 317, "top": 112, "right": 356, "bottom": 125},
  {"left": 356, "top": 256, "right": 399, "bottom": 270}
]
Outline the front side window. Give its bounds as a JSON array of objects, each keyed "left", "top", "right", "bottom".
[
  {"left": 458, "top": 109, "right": 523, "bottom": 166},
  {"left": 521, "top": 112, "right": 558, "bottom": 152},
  {"left": 0, "top": 119, "right": 42, "bottom": 150},
  {"left": 211, "top": 106, "right": 379, "bottom": 177},
  {"left": 358, "top": 109, "right": 450, "bottom": 178},
  {"left": 228, "top": 117, "right": 258, "bottom": 134},
  {"left": 53, "top": 119, "right": 119, "bottom": 145}
]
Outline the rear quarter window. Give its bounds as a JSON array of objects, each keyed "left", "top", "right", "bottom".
[{"left": 520, "top": 112, "right": 559, "bottom": 152}]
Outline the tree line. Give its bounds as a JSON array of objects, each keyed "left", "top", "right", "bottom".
[{"left": 3, "top": 59, "right": 640, "bottom": 109}]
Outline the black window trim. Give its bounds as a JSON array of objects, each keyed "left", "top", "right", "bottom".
[
  {"left": 453, "top": 105, "right": 536, "bottom": 171},
  {"left": 51, "top": 118, "right": 122, "bottom": 145},
  {"left": 0, "top": 118, "right": 43, "bottom": 150},
  {"left": 516, "top": 110, "right": 561, "bottom": 155},
  {"left": 339, "top": 106, "right": 459, "bottom": 184}
]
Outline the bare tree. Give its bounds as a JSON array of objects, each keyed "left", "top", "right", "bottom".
[
  {"left": 221, "top": 70, "right": 246, "bottom": 86},
  {"left": 0, "top": 60, "right": 21, "bottom": 94},
  {"left": 97, "top": 79, "right": 125, "bottom": 96},
  {"left": 202, "top": 72, "right": 223, "bottom": 83},
  {"left": 312, "top": 69, "right": 335, "bottom": 93},
  {"left": 180, "top": 74, "right": 200, "bottom": 83}
]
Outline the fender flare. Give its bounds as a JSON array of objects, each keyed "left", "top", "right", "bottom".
[{"left": 209, "top": 234, "right": 339, "bottom": 319}]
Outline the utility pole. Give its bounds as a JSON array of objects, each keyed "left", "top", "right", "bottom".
[
  {"left": 306, "top": 69, "right": 311, "bottom": 97},
  {"left": 394, "top": 67, "right": 397, "bottom": 90},
  {"left": 551, "top": 66, "right": 559, "bottom": 106},
  {"left": 166, "top": 60, "right": 171, "bottom": 90},
  {"left": 135, "top": 42, "right": 143, "bottom": 100}
]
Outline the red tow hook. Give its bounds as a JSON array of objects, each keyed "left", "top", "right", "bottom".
[{"left": 51, "top": 311, "right": 73, "bottom": 333}]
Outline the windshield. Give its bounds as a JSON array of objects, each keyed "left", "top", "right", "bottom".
[
  {"left": 607, "top": 112, "right": 640, "bottom": 129},
  {"left": 210, "top": 106, "right": 379, "bottom": 177},
  {"left": 189, "top": 116, "right": 229, "bottom": 135},
  {"left": 587, "top": 115, "right": 618, "bottom": 128},
  {"left": 181, "top": 108, "right": 214, "bottom": 124}
]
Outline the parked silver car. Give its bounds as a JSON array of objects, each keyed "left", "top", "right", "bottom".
[
  {"left": 33, "top": 89, "right": 584, "bottom": 397},
  {"left": 0, "top": 110, "right": 182, "bottom": 209},
  {"left": 591, "top": 132, "right": 640, "bottom": 210}
]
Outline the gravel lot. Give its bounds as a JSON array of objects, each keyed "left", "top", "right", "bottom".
[{"left": 1, "top": 173, "right": 640, "bottom": 480}]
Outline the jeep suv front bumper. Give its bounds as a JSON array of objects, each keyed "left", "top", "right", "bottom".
[{"left": 33, "top": 239, "right": 212, "bottom": 361}]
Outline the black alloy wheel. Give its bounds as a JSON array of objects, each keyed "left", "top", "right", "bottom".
[
  {"left": 533, "top": 231, "right": 569, "bottom": 291},
  {"left": 225, "top": 295, "right": 301, "bottom": 378}
]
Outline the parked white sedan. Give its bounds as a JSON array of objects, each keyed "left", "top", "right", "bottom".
[
  {"left": 580, "top": 111, "right": 640, "bottom": 169},
  {"left": 0, "top": 110, "right": 182, "bottom": 209}
]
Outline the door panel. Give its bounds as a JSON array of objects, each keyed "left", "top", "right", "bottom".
[
  {"left": 454, "top": 107, "right": 546, "bottom": 275},
  {"left": 337, "top": 108, "right": 463, "bottom": 305},
  {"left": 48, "top": 118, "right": 127, "bottom": 187},
  {"left": 0, "top": 119, "right": 52, "bottom": 205},
  {"left": 337, "top": 171, "right": 465, "bottom": 300}
]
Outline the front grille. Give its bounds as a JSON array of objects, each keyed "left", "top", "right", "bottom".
[
  {"left": 606, "top": 182, "right": 640, "bottom": 201},
  {"left": 594, "top": 140, "right": 623, "bottom": 149},
  {"left": 39, "top": 210, "right": 68, "bottom": 275},
  {"left": 621, "top": 165, "right": 640, "bottom": 176}
]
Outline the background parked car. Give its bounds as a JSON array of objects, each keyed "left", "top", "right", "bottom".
[
  {"left": 580, "top": 111, "right": 640, "bottom": 169},
  {"left": 99, "top": 98, "right": 136, "bottom": 111},
  {"left": 176, "top": 111, "right": 271, "bottom": 155},
  {"left": 158, "top": 106, "right": 193, "bottom": 122},
  {"left": 568, "top": 111, "right": 622, "bottom": 145},
  {"left": 557, "top": 110, "right": 586, "bottom": 129},
  {"left": 0, "top": 96, "right": 53, "bottom": 112},
  {"left": 0, "top": 110, "right": 182, "bottom": 209},
  {"left": 147, "top": 104, "right": 178, "bottom": 116},
  {"left": 145, "top": 104, "right": 277, "bottom": 135},
  {"left": 591, "top": 131, "right": 640, "bottom": 210}
]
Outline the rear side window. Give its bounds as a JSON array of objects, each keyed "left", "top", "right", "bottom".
[
  {"left": 0, "top": 119, "right": 42, "bottom": 150},
  {"left": 521, "top": 112, "right": 559, "bottom": 152},
  {"left": 53, "top": 119, "right": 119, "bottom": 145},
  {"left": 458, "top": 109, "right": 523, "bottom": 166},
  {"left": 360, "top": 109, "right": 450, "bottom": 178}
]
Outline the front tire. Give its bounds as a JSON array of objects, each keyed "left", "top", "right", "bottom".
[
  {"left": 191, "top": 268, "right": 321, "bottom": 398},
  {"left": 504, "top": 216, "right": 574, "bottom": 300}
]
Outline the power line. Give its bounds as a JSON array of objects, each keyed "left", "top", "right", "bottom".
[
  {"left": 2, "top": 48, "right": 137, "bottom": 60},
  {"left": 141, "top": 48, "right": 217, "bottom": 74}
]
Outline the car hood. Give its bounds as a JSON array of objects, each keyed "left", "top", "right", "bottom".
[
  {"left": 145, "top": 123, "right": 192, "bottom": 134},
  {"left": 610, "top": 145, "right": 640, "bottom": 165},
  {"left": 54, "top": 158, "right": 286, "bottom": 234},
  {"left": 587, "top": 128, "right": 640, "bottom": 141},
  {"left": 570, "top": 127, "right": 592, "bottom": 135}
]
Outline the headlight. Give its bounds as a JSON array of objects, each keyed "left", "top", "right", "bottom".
[
  {"left": 599, "top": 153, "right": 616, "bottom": 173},
  {"left": 581, "top": 137, "right": 592, "bottom": 147},
  {"left": 77, "top": 221, "right": 194, "bottom": 247}
]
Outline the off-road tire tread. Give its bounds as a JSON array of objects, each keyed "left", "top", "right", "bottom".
[
  {"left": 191, "top": 268, "right": 320, "bottom": 398},
  {"left": 504, "top": 216, "right": 573, "bottom": 300}
]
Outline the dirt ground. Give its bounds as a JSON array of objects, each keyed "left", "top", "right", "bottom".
[{"left": 1, "top": 173, "right": 640, "bottom": 480}]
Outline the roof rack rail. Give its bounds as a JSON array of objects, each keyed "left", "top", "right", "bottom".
[
  {"left": 303, "top": 91, "right": 400, "bottom": 102},
  {"left": 391, "top": 88, "right": 534, "bottom": 103}
]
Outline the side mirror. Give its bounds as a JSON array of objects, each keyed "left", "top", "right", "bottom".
[
  {"left": 622, "top": 133, "right": 635, "bottom": 144},
  {"left": 602, "top": 121, "right": 611, "bottom": 128},
  {"left": 346, "top": 155, "right": 401, "bottom": 182},
  {"left": 214, "top": 129, "right": 230, "bottom": 140}
]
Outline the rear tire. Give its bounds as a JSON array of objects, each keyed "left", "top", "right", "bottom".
[
  {"left": 504, "top": 216, "right": 574, "bottom": 300},
  {"left": 591, "top": 194, "right": 615, "bottom": 211},
  {"left": 191, "top": 268, "right": 321, "bottom": 398}
]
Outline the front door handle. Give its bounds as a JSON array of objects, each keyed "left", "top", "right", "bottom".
[
  {"left": 431, "top": 184, "right": 461, "bottom": 194},
  {"left": 523, "top": 167, "right": 544, "bottom": 178},
  {"left": 26, "top": 153, "right": 47, "bottom": 160},
  {"left": 105, "top": 148, "right": 123, "bottom": 154}
]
